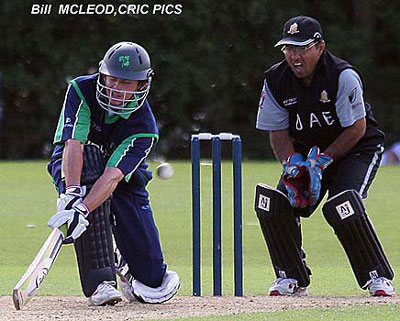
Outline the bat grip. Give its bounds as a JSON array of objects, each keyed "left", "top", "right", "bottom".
[{"left": 59, "top": 224, "right": 68, "bottom": 238}]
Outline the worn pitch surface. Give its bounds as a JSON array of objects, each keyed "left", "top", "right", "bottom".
[{"left": 1, "top": 295, "right": 400, "bottom": 320}]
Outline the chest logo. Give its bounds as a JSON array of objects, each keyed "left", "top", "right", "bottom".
[
  {"left": 283, "top": 97, "right": 297, "bottom": 106},
  {"left": 319, "top": 90, "right": 331, "bottom": 103},
  {"left": 288, "top": 23, "right": 299, "bottom": 35}
]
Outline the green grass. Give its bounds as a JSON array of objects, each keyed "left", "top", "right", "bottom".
[{"left": 1, "top": 160, "right": 400, "bottom": 319}]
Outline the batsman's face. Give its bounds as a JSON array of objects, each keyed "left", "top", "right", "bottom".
[
  {"left": 283, "top": 41, "right": 325, "bottom": 86},
  {"left": 104, "top": 75, "right": 139, "bottom": 106}
]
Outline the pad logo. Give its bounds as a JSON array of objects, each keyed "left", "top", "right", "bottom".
[
  {"left": 258, "top": 195, "right": 270, "bottom": 212},
  {"left": 336, "top": 201, "right": 355, "bottom": 219},
  {"left": 369, "top": 270, "right": 378, "bottom": 279},
  {"left": 278, "top": 270, "right": 287, "bottom": 278}
]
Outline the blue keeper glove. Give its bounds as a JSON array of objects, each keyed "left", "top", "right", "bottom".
[
  {"left": 282, "top": 153, "right": 311, "bottom": 208},
  {"left": 298, "top": 146, "right": 333, "bottom": 206}
]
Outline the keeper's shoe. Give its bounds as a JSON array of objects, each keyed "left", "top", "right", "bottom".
[
  {"left": 368, "top": 277, "right": 395, "bottom": 297},
  {"left": 268, "top": 278, "right": 308, "bottom": 296},
  {"left": 89, "top": 281, "right": 122, "bottom": 306}
]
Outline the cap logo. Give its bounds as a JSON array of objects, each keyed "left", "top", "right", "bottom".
[
  {"left": 119, "top": 55, "right": 130, "bottom": 67},
  {"left": 319, "top": 90, "right": 331, "bottom": 103},
  {"left": 287, "top": 23, "right": 299, "bottom": 35},
  {"left": 313, "top": 32, "right": 322, "bottom": 40}
]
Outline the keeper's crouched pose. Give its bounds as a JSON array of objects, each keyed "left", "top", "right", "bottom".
[
  {"left": 255, "top": 16, "right": 394, "bottom": 297},
  {"left": 47, "top": 42, "right": 180, "bottom": 306}
]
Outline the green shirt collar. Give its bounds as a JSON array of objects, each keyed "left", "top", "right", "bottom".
[{"left": 105, "top": 111, "right": 131, "bottom": 124}]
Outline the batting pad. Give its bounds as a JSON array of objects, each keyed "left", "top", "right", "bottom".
[
  {"left": 74, "top": 144, "right": 116, "bottom": 297},
  {"left": 255, "top": 184, "right": 311, "bottom": 287},
  {"left": 323, "top": 189, "right": 394, "bottom": 288}
]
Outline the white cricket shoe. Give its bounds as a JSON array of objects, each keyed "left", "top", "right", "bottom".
[
  {"left": 119, "top": 274, "right": 137, "bottom": 303},
  {"left": 368, "top": 277, "right": 395, "bottom": 297},
  {"left": 89, "top": 281, "right": 122, "bottom": 306},
  {"left": 268, "top": 278, "right": 308, "bottom": 296}
]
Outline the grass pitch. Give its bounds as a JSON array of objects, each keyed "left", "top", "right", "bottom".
[{"left": 1, "top": 160, "right": 400, "bottom": 319}]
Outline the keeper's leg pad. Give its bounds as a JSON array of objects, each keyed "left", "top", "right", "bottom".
[
  {"left": 255, "top": 184, "right": 311, "bottom": 287},
  {"left": 74, "top": 144, "right": 116, "bottom": 297},
  {"left": 322, "top": 190, "right": 394, "bottom": 288}
]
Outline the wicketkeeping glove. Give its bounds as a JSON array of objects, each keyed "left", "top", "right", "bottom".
[
  {"left": 298, "top": 146, "right": 333, "bottom": 206},
  {"left": 282, "top": 153, "right": 311, "bottom": 208},
  {"left": 56, "top": 185, "right": 87, "bottom": 212},
  {"left": 48, "top": 201, "right": 90, "bottom": 244}
]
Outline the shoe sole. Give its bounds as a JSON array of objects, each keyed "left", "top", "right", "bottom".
[
  {"left": 90, "top": 296, "right": 122, "bottom": 306},
  {"left": 372, "top": 290, "right": 394, "bottom": 297},
  {"left": 269, "top": 289, "right": 308, "bottom": 296},
  {"left": 101, "top": 297, "right": 123, "bottom": 306},
  {"left": 269, "top": 290, "right": 282, "bottom": 296}
]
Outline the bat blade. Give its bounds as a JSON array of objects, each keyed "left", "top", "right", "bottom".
[{"left": 13, "top": 228, "right": 64, "bottom": 310}]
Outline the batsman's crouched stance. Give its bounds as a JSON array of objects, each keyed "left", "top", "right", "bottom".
[{"left": 47, "top": 42, "right": 180, "bottom": 306}]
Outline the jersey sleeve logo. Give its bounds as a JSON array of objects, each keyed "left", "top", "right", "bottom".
[
  {"left": 348, "top": 87, "right": 357, "bottom": 104},
  {"left": 259, "top": 89, "right": 267, "bottom": 109}
]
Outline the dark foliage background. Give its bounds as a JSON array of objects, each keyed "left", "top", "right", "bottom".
[{"left": 1, "top": 0, "right": 399, "bottom": 159}]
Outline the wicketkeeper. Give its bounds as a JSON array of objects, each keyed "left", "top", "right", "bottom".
[
  {"left": 255, "top": 16, "right": 395, "bottom": 296},
  {"left": 47, "top": 42, "right": 180, "bottom": 305}
]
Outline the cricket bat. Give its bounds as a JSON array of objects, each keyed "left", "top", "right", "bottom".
[{"left": 13, "top": 228, "right": 65, "bottom": 310}]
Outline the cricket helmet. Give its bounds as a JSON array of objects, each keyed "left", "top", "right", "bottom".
[{"left": 96, "top": 41, "right": 154, "bottom": 115}]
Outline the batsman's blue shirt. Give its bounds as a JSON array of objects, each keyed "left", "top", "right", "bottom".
[{"left": 51, "top": 73, "right": 158, "bottom": 184}]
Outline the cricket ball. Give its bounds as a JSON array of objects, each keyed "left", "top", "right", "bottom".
[{"left": 156, "top": 162, "right": 174, "bottom": 180}]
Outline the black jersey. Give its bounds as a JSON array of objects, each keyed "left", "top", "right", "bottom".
[{"left": 257, "top": 50, "right": 384, "bottom": 155}]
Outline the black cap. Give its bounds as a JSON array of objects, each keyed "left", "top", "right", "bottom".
[{"left": 275, "top": 16, "right": 323, "bottom": 47}]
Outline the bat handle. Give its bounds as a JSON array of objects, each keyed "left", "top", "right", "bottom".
[{"left": 59, "top": 224, "right": 68, "bottom": 238}]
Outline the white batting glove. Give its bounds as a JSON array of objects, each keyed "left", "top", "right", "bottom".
[
  {"left": 48, "top": 201, "right": 90, "bottom": 244},
  {"left": 56, "top": 185, "right": 87, "bottom": 212}
]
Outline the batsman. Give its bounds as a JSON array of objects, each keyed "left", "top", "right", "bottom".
[
  {"left": 255, "top": 16, "right": 395, "bottom": 296},
  {"left": 47, "top": 41, "right": 180, "bottom": 305}
]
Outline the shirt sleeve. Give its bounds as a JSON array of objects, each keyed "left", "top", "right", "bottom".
[
  {"left": 53, "top": 81, "right": 91, "bottom": 144},
  {"left": 335, "top": 69, "right": 366, "bottom": 127},
  {"left": 106, "top": 135, "right": 157, "bottom": 182},
  {"left": 256, "top": 79, "right": 289, "bottom": 130}
]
